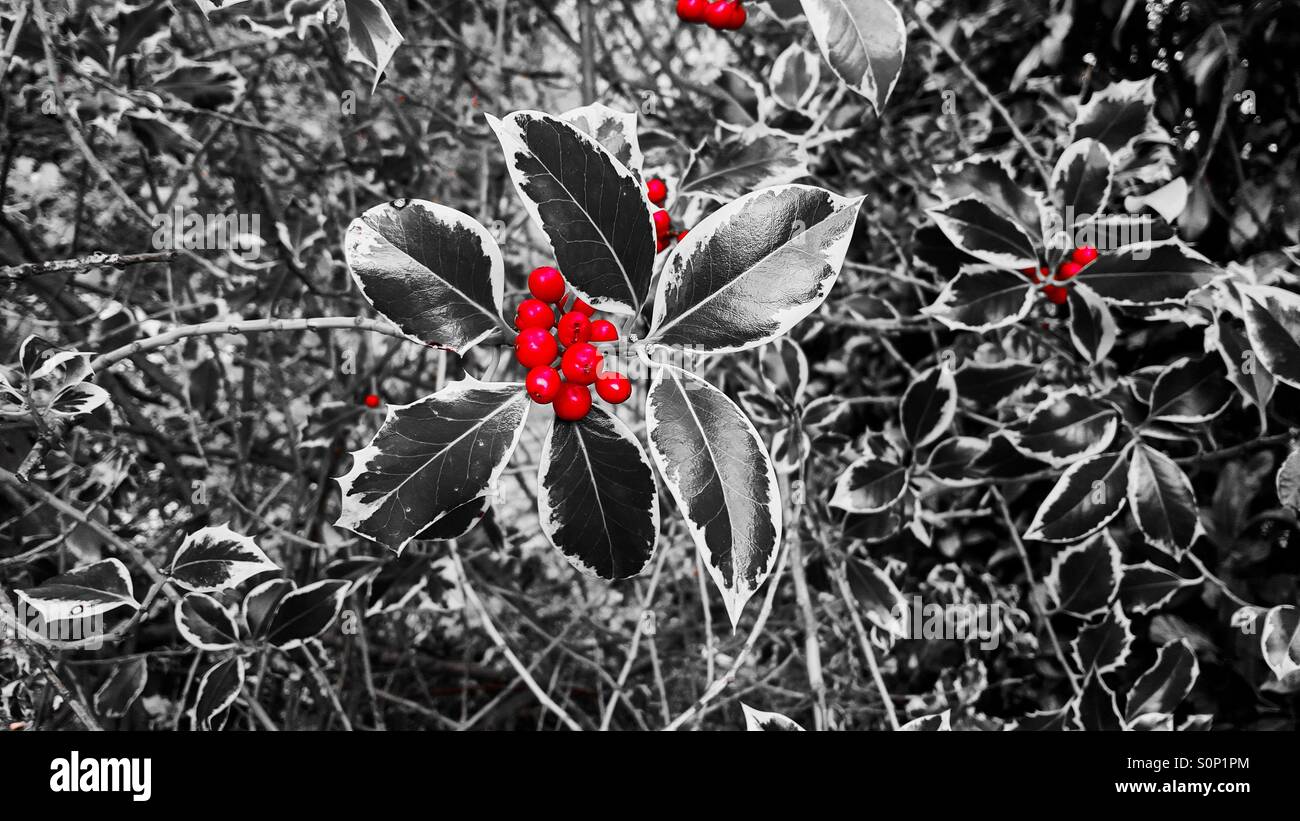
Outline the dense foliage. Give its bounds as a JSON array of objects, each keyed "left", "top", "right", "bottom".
[{"left": 2, "top": 0, "right": 1299, "bottom": 731}]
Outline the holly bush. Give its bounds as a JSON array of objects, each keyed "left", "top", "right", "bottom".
[{"left": 2, "top": 0, "right": 1299, "bottom": 732}]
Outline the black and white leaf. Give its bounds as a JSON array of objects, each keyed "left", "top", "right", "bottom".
[
  {"left": 241, "top": 578, "right": 292, "bottom": 641},
  {"left": 1238, "top": 284, "right": 1300, "bottom": 390},
  {"left": 1070, "top": 77, "right": 1162, "bottom": 154},
  {"left": 1044, "top": 532, "right": 1121, "bottom": 618},
  {"left": 923, "top": 266, "right": 1034, "bottom": 332},
  {"left": 759, "top": 337, "right": 810, "bottom": 407},
  {"left": 1212, "top": 313, "right": 1273, "bottom": 431},
  {"left": 1278, "top": 446, "right": 1300, "bottom": 514},
  {"left": 680, "top": 127, "right": 811, "bottom": 202},
  {"left": 1124, "top": 639, "right": 1199, "bottom": 723},
  {"left": 829, "top": 456, "right": 909, "bottom": 514},
  {"left": 771, "top": 43, "right": 822, "bottom": 111},
  {"left": 741, "top": 703, "right": 805, "bottom": 731},
  {"left": 953, "top": 360, "right": 1038, "bottom": 405},
  {"left": 844, "top": 557, "right": 907, "bottom": 639},
  {"left": 899, "top": 364, "right": 958, "bottom": 449},
  {"left": 799, "top": 0, "right": 907, "bottom": 113},
  {"left": 168, "top": 524, "right": 278, "bottom": 593},
  {"left": 923, "top": 436, "right": 989, "bottom": 486},
  {"left": 1127, "top": 444, "right": 1201, "bottom": 556},
  {"left": 175, "top": 592, "right": 241, "bottom": 651},
  {"left": 926, "top": 197, "right": 1039, "bottom": 270},
  {"left": 189, "top": 655, "right": 244, "bottom": 731},
  {"left": 1260, "top": 606, "right": 1300, "bottom": 684},
  {"left": 1070, "top": 602, "right": 1133, "bottom": 676},
  {"left": 1075, "top": 671, "right": 1124, "bottom": 730},
  {"left": 1050, "top": 138, "right": 1112, "bottom": 230},
  {"left": 46, "top": 382, "right": 112, "bottom": 419},
  {"left": 1072, "top": 241, "right": 1221, "bottom": 305},
  {"left": 344, "top": 199, "right": 505, "bottom": 355},
  {"left": 16, "top": 558, "right": 138, "bottom": 622},
  {"left": 935, "top": 155, "right": 1043, "bottom": 235},
  {"left": 1119, "top": 562, "right": 1201, "bottom": 615},
  {"left": 265, "top": 580, "right": 351, "bottom": 649},
  {"left": 645, "top": 365, "right": 782, "bottom": 628},
  {"left": 1005, "top": 390, "right": 1118, "bottom": 468},
  {"left": 488, "top": 110, "right": 654, "bottom": 314},
  {"left": 334, "top": 378, "right": 530, "bottom": 554},
  {"left": 560, "top": 102, "right": 644, "bottom": 178},
  {"left": 1067, "top": 283, "right": 1117, "bottom": 364},
  {"left": 1024, "top": 450, "right": 1130, "bottom": 543},
  {"left": 538, "top": 406, "right": 659, "bottom": 580},
  {"left": 646, "top": 184, "right": 863, "bottom": 353},
  {"left": 1145, "top": 354, "right": 1233, "bottom": 424},
  {"left": 94, "top": 658, "right": 148, "bottom": 719}
]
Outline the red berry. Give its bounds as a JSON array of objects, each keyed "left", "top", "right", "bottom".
[
  {"left": 528, "top": 266, "right": 565, "bottom": 302},
  {"left": 653, "top": 209, "right": 671, "bottom": 238},
  {"left": 363, "top": 393, "right": 381, "bottom": 408},
  {"left": 1019, "top": 267, "right": 1039, "bottom": 282},
  {"left": 1056, "top": 261, "right": 1082, "bottom": 281},
  {"left": 677, "top": 0, "right": 708, "bottom": 23},
  {"left": 515, "top": 328, "right": 558, "bottom": 368},
  {"left": 1072, "top": 246, "right": 1099, "bottom": 265},
  {"left": 725, "top": 1, "right": 747, "bottom": 28},
  {"left": 572, "top": 298, "right": 596, "bottom": 317},
  {"left": 514, "top": 298, "right": 555, "bottom": 330},
  {"left": 556, "top": 311, "right": 592, "bottom": 347},
  {"left": 704, "top": 0, "right": 733, "bottom": 29},
  {"left": 525, "top": 366, "right": 562, "bottom": 404},
  {"left": 588, "top": 319, "right": 618, "bottom": 342},
  {"left": 595, "top": 371, "right": 632, "bottom": 404},
  {"left": 657, "top": 236, "right": 670, "bottom": 252},
  {"left": 1043, "top": 285, "right": 1069, "bottom": 305},
  {"left": 646, "top": 177, "right": 668, "bottom": 206},
  {"left": 553, "top": 383, "right": 592, "bottom": 421},
  {"left": 560, "top": 342, "right": 603, "bottom": 385}
]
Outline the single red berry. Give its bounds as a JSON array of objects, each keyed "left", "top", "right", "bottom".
[
  {"left": 724, "top": 1, "right": 747, "bottom": 28},
  {"left": 704, "top": 0, "right": 733, "bottom": 29},
  {"left": 528, "top": 266, "right": 565, "bottom": 302},
  {"left": 657, "top": 235, "right": 671, "bottom": 252},
  {"left": 652, "top": 209, "right": 671, "bottom": 238},
  {"left": 595, "top": 371, "right": 632, "bottom": 404},
  {"left": 363, "top": 393, "right": 381, "bottom": 408},
  {"left": 515, "top": 298, "right": 555, "bottom": 330},
  {"left": 646, "top": 177, "right": 668, "bottom": 206},
  {"left": 556, "top": 311, "right": 592, "bottom": 347},
  {"left": 573, "top": 298, "right": 596, "bottom": 317},
  {"left": 1072, "top": 246, "right": 1099, "bottom": 266},
  {"left": 553, "top": 382, "right": 593, "bottom": 421},
  {"left": 1056, "top": 261, "right": 1082, "bottom": 281},
  {"left": 588, "top": 319, "right": 618, "bottom": 342},
  {"left": 561, "top": 342, "right": 603, "bottom": 385},
  {"left": 676, "top": 0, "right": 708, "bottom": 23},
  {"left": 515, "top": 328, "right": 559, "bottom": 368},
  {"left": 1043, "top": 285, "right": 1069, "bottom": 305},
  {"left": 525, "top": 366, "right": 562, "bottom": 404}
]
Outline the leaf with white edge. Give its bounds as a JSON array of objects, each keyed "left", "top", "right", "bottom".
[
  {"left": 844, "top": 557, "right": 907, "bottom": 638},
  {"left": 1212, "top": 313, "right": 1273, "bottom": 431},
  {"left": 1070, "top": 603, "right": 1133, "bottom": 676},
  {"left": 645, "top": 365, "right": 781, "bottom": 628},
  {"left": 1239, "top": 284, "right": 1300, "bottom": 389},
  {"left": 344, "top": 199, "right": 506, "bottom": 355},
  {"left": 46, "top": 382, "right": 111, "bottom": 418},
  {"left": 1050, "top": 139, "right": 1112, "bottom": 229},
  {"left": 935, "top": 155, "right": 1043, "bottom": 233},
  {"left": 899, "top": 711, "right": 952, "bottom": 731},
  {"left": 923, "top": 266, "right": 1034, "bottom": 332},
  {"left": 923, "top": 436, "right": 988, "bottom": 486},
  {"left": 799, "top": 0, "right": 906, "bottom": 113},
  {"left": 334, "top": 379, "right": 530, "bottom": 554},
  {"left": 1005, "top": 391, "right": 1118, "bottom": 468},
  {"left": 1024, "top": 450, "right": 1130, "bottom": 542},
  {"left": 1119, "top": 562, "right": 1201, "bottom": 615},
  {"left": 770, "top": 425, "right": 810, "bottom": 475},
  {"left": 175, "top": 593, "right": 241, "bottom": 651},
  {"left": 954, "top": 359, "right": 1038, "bottom": 405},
  {"left": 1278, "top": 447, "right": 1300, "bottom": 513},
  {"left": 241, "top": 578, "right": 292, "bottom": 641},
  {"left": 1124, "top": 639, "right": 1199, "bottom": 722},
  {"left": 1128, "top": 712, "right": 1175, "bottom": 731},
  {"left": 189, "top": 655, "right": 244, "bottom": 731},
  {"left": 1067, "top": 283, "right": 1117, "bottom": 363},
  {"left": 341, "top": 0, "right": 403, "bottom": 92},
  {"left": 168, "top": 525, "right": 277, "bottom": 593},
  {"left": 20, "top": 335, "right": 92, "bottom": 385},
  {"left": 416, "top": 495, "right": 491, "bottom": 541},
  {"left": 94, "top": 658, "right": 148, "bottom": 719},
  {"left": 1044, "top": 532, "right": 1121, "bottom": 618},
  {"left": 16, "top": 558, "right": 138, "bottom": 622},
  {"left": 646, "top": 184, "right": 862, "bottom": 353},
  {"left": 538, "top": 407, "right": 659, "bottom": 580},
  {"left": 487, "top": 110, "right": 654, "bottom": 315},
  {"left": 899, "top": 364, "right": 957, "bottom": 449},
  {"left": 1145, "top": 354, "right": 1232, "bottom": 424},
  {"left": 829, "top": 457, "right": 909, "bottom": 514},
  {"left": 1072, "top": 241, "right": 1221, "bottom": 305},
  {"left": 759, "top": 337, "right": 809, "bottom": 407},
  {"left": 1070, "top": 77, "right": 1162, "bottom": 154},
  {"left": 1260, "top": 606, "right": 1300, "bottom": 683},
  {"left": 680, "top": 127, "right": 811, "bottom": 202},
  {"left": 926, "top": 197, "right": 1039, "bottom": 270},
  {"left": 771, "top": 43, "right": 822, "bottom": 111},
  {"left": 265, "top": 580, "right": 350, "bottom": 648},
  {"left": 560, "top": 102, "right": 644, "bottom": 178},
  {"left": 1008, "top": 707, "right": 1074, "bottom": 731},
  {"left": 1127, "top": 444, "right": 1201, "bottom": 556},
  {"left": 741, "top": 703, "right": 805, "bottom": 731},
  {"left": 1075, "top": 672, "right": 1124, "bottom": 730}
]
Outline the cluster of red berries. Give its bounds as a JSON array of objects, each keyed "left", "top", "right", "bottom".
[
  {"left": 514, "top": 266, "right": 632, "bottom": 421},
  {"left": 647, "top": 176, "right": 686, "bottom": 253},
  {"left": 676, "top": 0, "right": 746, "bottom": 29},
  {"left": 1022, "top": 246, "right": 1099, "bottom": 305}
]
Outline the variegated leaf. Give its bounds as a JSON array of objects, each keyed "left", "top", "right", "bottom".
[
  {"left": 1125, "top": 639, "right": 1199, "bottom": 722},
  {"left": 1050, "top": 138, "right": 1112, "bottom": 230},
  {"left": 1127, "top": 444, "right": 1201, "bottom": 556},
  {"left": 680, "top": 127, "right": 810, "bottom": 202},
  {"left": 800, "top": 0, "right": 907, "bottom": 113},
  {"left": 175, "top": 592, "right": 241, "bottom": 651},
  {"left": 1024, "top": 450, "right": 1130, "bottom": 542},
  {"left": 899, "top": 711, "right": 951, "bottom": 731},
  {"left": 189, "top": 655, "right": 245, "bottom": 730},
  {"left": 1072, "top": 241, "right": 1220, "bottom": 305},
  {"left": 830, "top": 456, "right": 909, "bottom": 514},
  {"left": 1005, "top": 391, "right": 1118, "bottom": 468},
  {"left": 169, "top": 525, "right": 278, "bottom": 593},
  {"left": 923, "top": 266, "right": 1034, "bottom": 332},
  {"left": 899, "top": 364, "right": 957, "bottom": 449},
  {"left": 561, "top": 102, "right": 644, "bottom": 178},
  {"left": 1119, "top": 562, "right": 1201, "bottom": 615},
  {"left": 1044, "top": 533, "right": 1121, "bottom": 618},
  {"left": 265, "top": 580, "right": 350, "bottom": 648},
  {"left": 1238, "top": 284, "right": 1300, "bottom": 389},
  {"left": 741, "top": 703, "right": 805, "bottom": 731},
  {"left": 94, "top": 658, "right": 148, "bottom": 719},
  {"left": 1070, "top": 602, "right": 1133, "bottom": 676},
  {"left": 1066, "top": 283, "right": 1117, "bottom": 363},
  {"left": 16, "top": 558, "right": 138, "bottom": 622},
  {"left": 927, "top": 197, "right": 1039, "bottom": 270},
  {"left": 1145, "top": 354, "right": 1233, "bottom": 424}
]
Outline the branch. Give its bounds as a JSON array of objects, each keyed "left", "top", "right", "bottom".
[{"left": 1, "top": 251, "right": 177, "bottom": 282}]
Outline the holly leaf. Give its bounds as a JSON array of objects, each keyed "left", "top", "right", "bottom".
[
  {"left": 1066, "top": 283, "right": 1117, "bottom": 363},
  {"left": 1127, "top": 444, "right": 1201, "bottom": 556},
  {"left": 935, "top": 155, "right": 1043, "bottom": 234},
  {"left": 168, "top": 525, "right": 278, "bottom": 593},
  {"left": 1024, "top": 451, "right": 1130, "bottom": 542},
  {"left": 1050, "top": 138, "right": 1112, "bottom": 230},
  {"left": 926, "top": 197, "right": 1039, "bottom": 270},
  {"left": 488, "top": 110, "right": 654, "bottom": 315},
  {"left": 1212, "top": 313, "right": 1273, "bottom": 431},
  {"left": 741, "top": 703, "right": 805, "bottom": 730},
  {"left": 1044, "top": 533, "right": 1121, "bottom": 618},
  {"left": 561, "top": 102, "right": 644, "bottom": 178},
  {"left": 1005, "top": 391, "right": 1118, "bottom": 468},
  {"left": 771, "top": 43, "right": 822, "bottom": 111},
  {"left": 680, "top": 126, "right": 811, "bottom": 203},
  {"left": 830, "top": 457, "right": 909, "bottom": 513},
  {"left": 175, "top": 593, "right": 241, "bottom": 651},
  {"left": 16, "top": 558, "right": 138, "bottom": 622},
  {"left": 334, "top": 379, "right": 530, "bottom": 554},
  {"left": 344, "top": 199, "right": 506, "bottom": 355},
  {"left": 1145, "top": 355, "right": 1233, "bottom": 424},
  {"left": 645, "top": 184, "right": 862, "bottom": 353},
  {"left": 953, "top": 360, "right": 1038, "bottom": 405},
  {"left": 923, "top": 266, "right": 1035, "bottom": 332},
  {"left": 341, "top": 0, "right": 404, "bottom": 92},
  {"left": 1260, "top": 606, "right": 1300, "bottom": 684},
  {"left": 1072, "top": 241, "right": 1221, "bottom": 305},
  {"left": 265, "top": 580, "right": 351, "bottom": 648},
  {"left": 189, "top": 656, "right": 244, "bottom": 731},
  {"left": 1239, "top": 284, "right": 1300, "bottom": 389},
  {"left": 899, "top": 364, "right": 958, "bottom": 449},
  {"left": 1070, "top": 603, "right": 1134, "bottom": 676},
  {"left": 241, "top": 578, "right": 293, "bottom": 641},
  {"left": 1119, "top": 562, "right": 1201, "bottom": 615},
  {"left": 646, "top": 365, "right": 781, "bottom": 628},
  {"left": 538, "top": 406, "right": 659, "bottom": 580},
  {"left": 1070, "top": 77, "right": 1162, "bottom": 154},
  {"left": 799, "top": 0, "right": 906, "bottom": 113},
  {"left": 844, "top": 557, "right": 907, "bottom": 638},
  {"left": 923, "top": 436, "right": 989, "bottom": 486},
  {"left": 94, "top": 658, "right": 148, "bottom": 719},
  {"left": 1125, "top": 639, "right": 1199, "bottom": 723}
]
